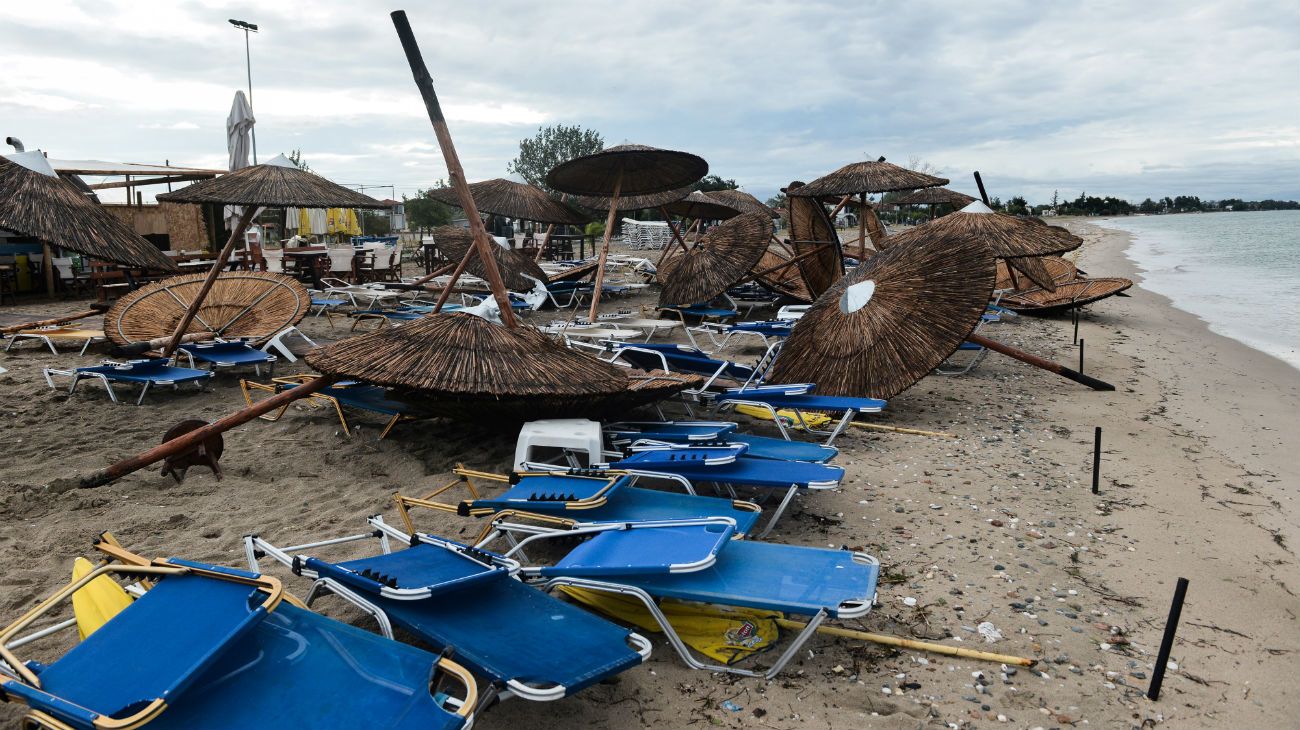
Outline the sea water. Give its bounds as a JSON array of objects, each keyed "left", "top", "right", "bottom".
[{"left": 1095, "top": 210, "right": 1300, "bottom": 370}]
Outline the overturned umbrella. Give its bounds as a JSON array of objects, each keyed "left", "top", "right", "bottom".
[
  {"left": 659, "top": 212, "right": 773, "bottom": 307},
  {"left": 104, "top": 271, "right": 311, "bottom": 346},
  {"left": 429, "top": 225, "right": 548, "bottom": 292},
  {"left": 784, "top": 181, "right": 844, "bottom": 298}
]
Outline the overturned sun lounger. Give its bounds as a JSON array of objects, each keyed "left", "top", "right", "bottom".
[{"left": 177, "top": 339, "right": 277, "bottom": 376}]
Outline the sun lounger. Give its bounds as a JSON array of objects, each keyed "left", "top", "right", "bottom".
[
  {"left": 43, "top": 358, "right": 212, "bottom": 405},
  {"left": 242, "top": 375, "right": 428, "bottom": 439},
  {"left": 716, "top": 387, "right": 887, "bottom": 445},
  {"left": 475, "top": 518, "right": 881, "bottom": 679},
  {"left": 177, "top": 339, "right": 276, "bottom": 376},
  {"left": 0, "top": 547, "right": 476, "bottom": 729},
  {"left": 605, "top": 422, "right": 838, "bottom": 463},
  {"left": 245, "top": 518, "right": 650, "bottom": 702},
  {"left": 398, "top": 467, "right": 765, "bottom": 537},
  {"left": 4, "top": 326, "right": 107, "bottom": 355},
  {"left": 693, "top": 319, "right": 794, "bottom": 351},
  {"left": 610, "top": 342, "right": 792, "bottom": 394}
]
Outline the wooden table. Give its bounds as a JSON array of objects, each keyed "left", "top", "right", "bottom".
[{"left": 283, "top": 250, "right": 329, "bottom": 289}]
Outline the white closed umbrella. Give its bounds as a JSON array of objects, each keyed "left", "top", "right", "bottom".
[{"left": 224, "top": 90, "right": 256, "bottom": 230}]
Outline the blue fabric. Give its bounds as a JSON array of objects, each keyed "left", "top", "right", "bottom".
[
  {"left": 728, "top": 433, "right": 837, "bottom": 463},
  {"left": 78, "top": 358, "right": 211, "bottom": 384},
  {"left": 547, "top": 522, "right": 735, "bottom": 576},
  {"left": 357, "top": 567, "right": 641, "bottom": 695},
  {"left": 182, "top": 342, "right": 273, "bottom": 366},
  {"left": 312, "top": 297, "right": 347, "bottom": 306},
  {"left": 605, "top": 421, "right": 737, "bottom": 442},
  {"left": 467, "top": 474, "right": 625, "bottom": 510},
  {"left": 474, "top": 485, "right": 761, "bottom": 534},
  {"left": 957, "top": 341, "right": 984, "bottom": 351},
  {"left": 329, "top": 385, "right": 416, "bottom": 416},
  {"left": 6, "top": 573, "right": 268, "bottom": 728},
  {"left": 617, "top": 345, "right": 755, "bottom": 380},
  {"left": 624, "top": 444, "right": 747, "bottom": 466},
  {"left": 724, "top": 390, "right": 887, "bottom": 413},
  {"left": 614, "top": 453, "right": 843, "bottom": 489},
  {"left": 580, "top": 539, "right": 879, "bottom": 617},
  {"left": 729, "top": 321, "right": 793, "bottom": 337},
  {"left": 672, "top": 305, "right": 736, "bottom": 318},
  {"left": 143, "top": 604, "right": 466, "bottom": 729},
  {"left": 308, "top": 543, "right": 506, "bottom": 597}
]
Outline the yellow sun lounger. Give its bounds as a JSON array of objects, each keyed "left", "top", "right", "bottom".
[{"left": 5, "top": 326, "right": 107, "bottom": 355}]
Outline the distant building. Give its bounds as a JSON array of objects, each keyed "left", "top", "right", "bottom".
[{"left": 380, "top": 198, "right": 406, "bottom": 231}]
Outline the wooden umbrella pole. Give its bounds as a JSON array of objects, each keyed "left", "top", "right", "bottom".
[
  {"left": 857, "top": 193, "right": 868, "bottom": 260},
  {"left": 111, "top": 331, "right": 215, "bottom": 358},
  {"left": 774, "top": 618, "right": 1036, "bottom": 667},
  {"left": 161, "top": 206, "right": 257, "bottom": 357},
  {"left": 532, "top": 222, "right": 555, "bottom": 262},
  {"left": 849, "top": 422, "right": 956, "bottom": 438},
  {"left": 752, "top": 245, "right": 826, "bottom": 276},
  {"left": 772, "top": 233, "right": 795, "bottom": 256},
  {"left": 79, "top": 374, "right": 339, "bottom": 488},
  {"left": 655, "top": 206, "right": 690, "bottom": 267},
  {"left": 0, "top": 309, "right": 100, "bottom": 334},
  {"left": 967, "top": 333, "right": 1115, "bottom": 391},
  {"left": 407, "top": 259, "right": 458, "bottom": 288},
  {"left": 392, "top": 11, "right": 516, "bottom": 327},
  {"left": 827, "top": 194, "right": 854, "bottom": 220},
  {"left": 586, "top": 170, "right": 623, "bottom": 322},
  {"left": 431, "top": 240, "right": 480, "bottom": 312},
  {"left": 41, "top": 243, "right": 55, "bottom": 296}
]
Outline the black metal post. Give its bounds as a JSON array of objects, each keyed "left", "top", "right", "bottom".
[
  {"left": 1147, "top": 578, "right": 1190, "bottom": 701},
  {"left": 1091, "top": 427, "right": 1102, "bottom": 494},
  {"left": 1078, "top": 338, "right": 1085, "bottom": 374},
  {"left": 1072, "top": 305, "right": 1080, "bottom": 344}
]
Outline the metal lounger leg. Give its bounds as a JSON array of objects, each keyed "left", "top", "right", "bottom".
[
  {"left": 305, "top": 578, "right": 396, "bottom": 640},
  {"left": 134, "top": 380, "right": 151, "bottom": 406},
  {"left": 760, "top": 609, "right": 829, "bottom": 678},
  {"left": 757, "top": 485, "right": 800, "bottom": 539}
]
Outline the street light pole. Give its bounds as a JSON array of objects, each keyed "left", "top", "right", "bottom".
[{"left": 229, "top": 18, "right": 259, "bottom": 164}]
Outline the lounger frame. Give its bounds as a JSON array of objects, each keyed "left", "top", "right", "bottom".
[{"left": 43, "top": 362, "right": 211, "bottom": 405}]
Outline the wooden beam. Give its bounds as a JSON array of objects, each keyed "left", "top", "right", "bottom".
[{"left": 87, "top": 174, "right": 217, "bottom": 191}]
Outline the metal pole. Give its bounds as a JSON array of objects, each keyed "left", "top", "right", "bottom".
[
  {"left": 1091, "top": 426, "right": 1102, "bottom": 494},
  {"left": 1147, "top": 578, "right": 1190, "bottom": 701},
  {"left": 1078, "top": 338, "right": 1085, "bottom": 374},
  {"left": 245, "top": 28, "right": 257, "bottom": 164}
]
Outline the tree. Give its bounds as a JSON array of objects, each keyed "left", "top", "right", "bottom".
[
  {"left": 1005, "top": 196, "right": 1029, "bottom": 215},
  {"left": 764, "top": 193, "right": 787, "bottom": 210},
  {"left": 1051, "top": 190, "right": 1059, "bottom": 210},
  {"left": 507, "top": 124, "right": 605, "bottom": 191},
  {"left": 404, "top": 185, "right": 456, "bottom": 233},
  {"left": 285, "top": 149, "right": 312, "bottom": 173},
  {"left": 988, "top": 196, "right": 1004, "bottom": 211},
  {"left": 905, "top": 155, "right": 943, "bottom": 177},
  {"left": 361, "top": 211, "right": 391, "bottom": 236},
  {"left": 692, "top": 175, "right": 738, "bottom": 192}
]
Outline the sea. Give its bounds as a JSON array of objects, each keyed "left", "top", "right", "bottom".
[{"left": 1095, "top": 210, "right": 1300, "bottom": 371}]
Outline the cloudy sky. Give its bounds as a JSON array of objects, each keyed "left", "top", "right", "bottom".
[{"left": 3, "top": 0, "right": 1297, "bottom": 205}]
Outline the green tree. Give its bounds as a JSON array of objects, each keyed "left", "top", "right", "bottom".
[
  {"left": 404, "top": 186, "right": 455, "bottom": 233},
  {"left": 765, "top": 193, "right": 787, "bottom": 210},
  {"left": 1006, "top": 196, "right": 1029, "bottom": 215},
  {"left": 285, "top": 149, "right": 312, "bottom": 173},
  {"left": 507, "top": 124, "right": 605, "bottom": 190},
  {"left": 361, "top": 211, "right": 391, "bottom": 236},
  {"left": 692, "top": 175, "right": 739, "bottom": 192}
]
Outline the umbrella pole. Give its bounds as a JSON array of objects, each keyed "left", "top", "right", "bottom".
[
  {"left": 858, "top": 193, "right": 868, "bottom": 260},
  {"left": 827, "top": 194, "right": 854, "bottom": 219},
  {"left": 0, "top": 309, "right": 100, "bottom": 335},
  {"left": 431, "top": 242, "right": 480, "bottom": 312},
  {"left": 532, "top": 223, "right": 555, "bottom": 262},
  {"left": 392, "top": 11, "right": 517, "bottom": 327},
  {"left": 406, "top": 261, "right": 456, "bottom": 288},
  {"left": 586, "top": 171, "right": 623, "bottom": 322},
  {"left": 967, "top": 333, "right": 1115, "bottom": 391},
  {"left": 42, "top": 243, "right": 55, "bottom": 296},
  {"left": 655, "top": 206, "right": 690, "bottom": 268},
  {"left": 79, "top": 374, "right": 339, "bottom": 488},
  {"left": 161, "top": 206, "right": 258, "bottom": 357},
  {"left": 773, "top": 618, "right": 1036, "bottom": 667}
]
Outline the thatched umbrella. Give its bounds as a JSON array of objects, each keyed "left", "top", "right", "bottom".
[
  {"left": 105, "top": 271, "right": 310, "bottom": 345},
  {"left": 882, "top": 200, "right": 1081, "bottom": 291},
  {"left": 658, "top": 212, "right": 772, "bottom": 306},
  {"left": 891, "top": 187, "right": 976, "bottom": 207},
  {"left": 767, "top": 228, "right": 996, "bottom": 399},
  {"left": 546, "top": 144, "right": 707, "bottom": 320},
  {"left": 750, "top": 248, "right": 813, "bottom": 302},
  {"left": 568, "top": 185, "right": 691, "bottom": 213},
  {"left": 306, "top": 311, "right": 631, "bottom": 413},
  {"left": 705, "top": 189, "right": 778, "bottom": 218},
  {"left": 1000, "top": 277, "right": 1133, "bottom": 315},
  {"left": 426, "top": 177, "right": 585, "bottom": 225},
  {"left": 785, "top": 182, "right": 844, "bottom": 298},
  {"left": 431, "top": 224, "right": 547, "bottom": 291},
  {"left": 995, "top": 256, "right": 1079, "bottom": 290},
  {"left": 788, "top": 158, "right": 948, "bottom": 257},
  {"left": 154, "top": 153, "right": 387, "bottom": 355},
  {"left": 654, "top": 191, "right": 742, "bottom": 263},
  {"left": 0, "top": 153, "right": 178, "bottom": 272}
]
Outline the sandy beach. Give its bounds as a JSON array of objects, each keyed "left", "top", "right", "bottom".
[{"left": 2, "top": 219, "right": 1298, "bottom": 729}]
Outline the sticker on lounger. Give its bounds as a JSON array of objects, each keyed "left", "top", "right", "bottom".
[{"left": 840, "top": 280, "right": 876, "bottom": 313}]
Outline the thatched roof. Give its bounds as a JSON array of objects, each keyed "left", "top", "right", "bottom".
[
  {"left": 1001, "top": 277, "right": 1133, "bottom": 314},
  {"left": 545, "top": 144, "right": 708, "bottom": 197},
  {"left": 658, "top": 212, "right": 772, "bottom": 306},
  {"left": 306, "top": 312, "right": 630, "bottom": 400},
  {"left": 789, "top": 159, "right": 949, "bottom": 197},
  {"left": 750, "top": 248, "right": 813, "bottom": 302},
  {"left": 662, "top": 191, "right": 740, "bottom": 221},
  {"left": 768, "top": 228, "right": 996, "bottom": 399},
  {"left": 0, "top": 154, "right": 177, "bottom": 271},
  {"left": 427, "top": 178, "right": 586, "bottom": 224},
  {"left": 569, "top": 185, "right": 691, "bottom": 213},
  {"left": 996, "top": 256, "right": 1078, "bottom": 290},
  {"left": 884, "top": 201, "right": 1082, "bottom": 258},
  {"left": 104, "top": 272, "right": 310, "bottom": 345},
  {"left": 156, "top": 154, "right": 387, "bottom": 208},
  {"left": 706, "top": 189, "right": 778, "bottom": 218},
  {"left": 432, "top": 225, "right": 547, "bottom": 291},
  {"left": 1003, "top": 256, "right": 1057, "bottom": 292},
  {"left": 891, "top": 187, "right": 976, "bottom": 206},
  {"left": 785, "top": 184, "right": 844, "bottom": 297}
]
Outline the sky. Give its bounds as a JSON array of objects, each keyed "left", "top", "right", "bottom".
[{"left": 2, "top": 0, "right": 1297, "bottom": 206}]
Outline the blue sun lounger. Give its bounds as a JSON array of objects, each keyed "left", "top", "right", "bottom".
[
  {"left": 0, "top": 551, "right": 476, "bottom": 729},
  {"left": 43, "top": 358, "right": 213, "bottom": 405},
  {"left": 429, "top": 469, "right": 764, "bottom": 536},
  {"left": 605, "top": 420, "right": 838, "bottom": 463},
  {"left": 245, "top": 518, "right": 651, "bottom": 702},
  {"left": 242, "top": 375, "right": 428, "bottom": 439},
  {"left": 476, "top": 519, "right": 881, "bottom": 679},
  {"left": 177, "top": 340, "right": 277, "bottom": 376},
  {"left": 716, "top": 386, "right": 888, "bottom": 445},
  {"left": 693, "top": 319, "right": 795, "bottom": 351},
  {"left": 608, "top": 450, "right": 844, "bottom": 537}
]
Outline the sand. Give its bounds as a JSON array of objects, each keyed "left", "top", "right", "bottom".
[{"left": 1, "top": 220, "right": 1297, "bottom": 729}]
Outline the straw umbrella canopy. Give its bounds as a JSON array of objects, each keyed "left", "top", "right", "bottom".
[
  {"left": 767, "top": 228, "right": 997, "bottom": 399},
  {"left": 785, "top": 182, "right": 844, "bottom": 298},
  {"left": 306, "top": 311, "right": 630, "bottom": 410},
  {"left": 546, "top": 144, "right": 708, "bottom": 320},
  {"left": 890, "top": 187, "right": 975, "bottom": 207},
  {"left": 153, "top": 153, "right": 387, "bottom": 356},
  {"left": 705, "top": 189, "right": 778, "bottom": 218},
  {"left": 104, "top": 271, "right": 311, "bottom": 345},
  {"left": 882, "top": 200, "right": 1081, "bottom": 291},
  {"left": 659, "top": 212, "right": 772, "bottom": 306},
  {"left": 568, "top": 185, "right": 691, "bottom": 213},
  {"left": 431, "top": 224, "right": 546, "bottom": 291},
  {"left": 1000, "top": 277, "right": 1133, "bottom": 315},
  {"left": 996, "top": 256, "right": 1079, "bottom": 290},
  {"left": 750, "top": 249, "right": 813, "bottom": 302},
  {"left": 0, "top": 153, "right": 178, "bottom": 271},
  {"left": 426, "top": 178, "right": 586, "bottom": 225},
  {"left": 662, "top": 191, "right": 741, "bottom": 221}
]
